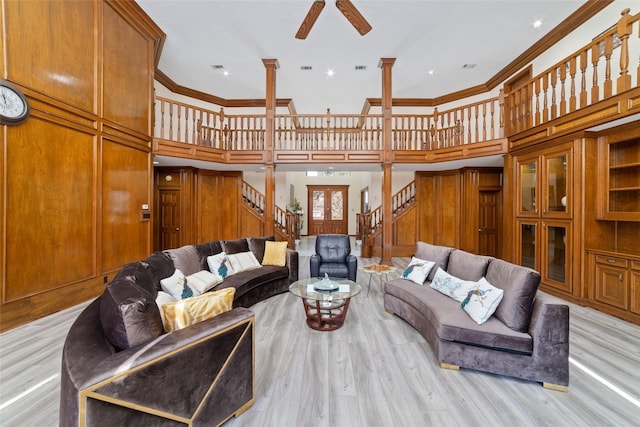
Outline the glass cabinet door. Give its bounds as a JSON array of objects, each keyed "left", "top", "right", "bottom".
[
  {"left": 542, "top": 221, "right": 572, "bottom": 292},
  {"left": 519, "top": 160, "right": 538, "bottom": 215},
  {"left": 519, "top": 222, "right": 538, "bottom": 270},
  {"left": 544, "top": 153, "right": 569, "bottom": 216}
]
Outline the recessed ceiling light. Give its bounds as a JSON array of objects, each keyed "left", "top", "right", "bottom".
[
  {"left": 327, "top": 68, "right": 335, "bottom": 77},
  {"left": 532, "top": 19, "right": 542, "bottom": 29},
  {"left": 223, "top": 70, "right": 229, "bottom": 76},
  {"left": 428, "top": 69, "right": 435, "bottom": 75}
]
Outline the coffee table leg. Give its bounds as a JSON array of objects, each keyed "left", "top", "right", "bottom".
[{"left": 367, "top": 274, "right": 373, "bottom": 296}]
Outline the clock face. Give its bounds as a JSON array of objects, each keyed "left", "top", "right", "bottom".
[{"left": 0, "top": 81, "right": 29, "bottom": 125}]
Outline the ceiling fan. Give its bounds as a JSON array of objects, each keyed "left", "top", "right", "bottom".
[{"left": 295, "top": 0, "right": 372, "bottom": 40}]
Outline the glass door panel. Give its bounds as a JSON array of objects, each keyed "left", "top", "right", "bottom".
[
  {"left": 542, "top": 221, "right": 571, "bottom": 292},
  {"left": 331, "top": 191, "right": 343, "bottom": 220},
  {"left": 520, "top": 222, "right": 537, "bottom": 270},
  {"left": 545, "top": 154, "right": 568, "bottom": 214},
  {"left": 519, "top": 160, "right": 538, "bottom": 215},
  {"left": 312, "top": 191, "right": 324, "bottom": 220}
]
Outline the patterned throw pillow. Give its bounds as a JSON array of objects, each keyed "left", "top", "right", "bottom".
[
  {"left": 430, "top": 268, "right": 478, "bottom": 302},
  {"left": 461, "top": 278, "right": 504, "bottom": 324},
  {"left": 160, "top": 269, "right": 200, "bottom": 300},
  {"left": 262, "top": 241, "right": 288, "bottom": 267},
  {"left": 401, "top": 257, "right": 436, "bottom": 285},
  {"left": 227, "top": 251, "right": 261, "bottom": 273},
  {"left": 161, "top": 287, "right": 236, "bottom": 332},
  {"left": 186, "top": 270, "right": 223, "bottom": 294},
  {"left": 207, "top": 252, "right": 235, "bottom": 279}
]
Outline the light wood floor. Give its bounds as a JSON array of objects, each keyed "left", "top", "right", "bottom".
[{"left": 1, "top": 255, "right": 639, "bottom": 426}]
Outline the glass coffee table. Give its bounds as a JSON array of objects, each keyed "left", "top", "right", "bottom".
[{"left": 289, "top": 277, "right": 361, "bottom": 331}]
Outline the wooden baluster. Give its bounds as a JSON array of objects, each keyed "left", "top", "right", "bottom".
[
  {"left": 534, "top": 78, "right": 541, "bottom": 126},
  {"left": 559, "top": 63, "right": 567, "bottom": 116},
  {"left": 541, "top": 74, "right": 549, "bottom": 124},
  {"left": 579, "top": 50, "right": 588, "bottom": 108},
  {"left": 472, "top": 105, "right": 477, "bottom": 144},
  {"left": 481, "top": 102, "right": 487, "bottom": 142},
  {"left": 616, "top": 8, "right": 632, "bottom": 93},
  {"left": 569, "top": 56, "right": 577, "bottom": 112},
  {"left": 160, "top": 99, "right": 165, "bottom": 140},
  {"left": 604, "top": 35, "right": 613, "bottom": 98},
  {"left": 591, "top": 44, "right": 600, "bottom": 103},
  {"left": 491, "top": 98, "right": 496, "bottom": 140},
  {"left": 550, "top": 67, "right": 558, "bottom": 120},
  {"left": 513, "top": 89, "right": 521, "bottom": 133},
  {"left": 637, "top": 15, "right": 640, "bottom": 86}
]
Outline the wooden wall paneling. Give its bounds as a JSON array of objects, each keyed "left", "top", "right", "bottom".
[
  {"left": 3, "top": 0, "right": 96, "bottom": 112},
  {"left": 240, "top": 207, "right": 265, "bottom": 239},
  {"left": 101, "top": 139, "right": 151, "bottom": 271},
  {"left": 502, "top": 154, "right": 516, "bottom": 264},
  {"left": 4, "top": 119, "right": 96, "bottom": 302},
  {"left": 438, "top": 171, "right": 461, "bottom": 248},
  {"left": 461, "top": 169, "right": 479, "bottom": 253},
  {"left": 197, "top": 171, "right": 220, "bottom": 243},
  {"left": 417, "top": 173, "right": 436, "bottom": 243},
  {"left": 392, "top": 207, "right": 416, "bottom": 257},
  {"left": 102, "top": 2, "right": 153, "bottom": 134},
  {"left": 218, "top": 172, "right": 242, "bottom": 239}
]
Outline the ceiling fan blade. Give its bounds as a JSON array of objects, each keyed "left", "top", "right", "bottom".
[
  {"left": 335, "top": 0, "right": 372, "bottom": 36},
  {"left": 295, "top": 0, "right": 326, "bottom": 40}
]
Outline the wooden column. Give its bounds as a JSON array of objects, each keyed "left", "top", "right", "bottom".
[
  {"left": 379, "top": 58, "right": 395, "bottom": 265},
  {"left": 263, "top": 59, "right": 279, "bottom": 236}
]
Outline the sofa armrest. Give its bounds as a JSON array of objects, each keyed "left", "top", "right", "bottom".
[
  {"left": 62, "top": 307, "right": 255, "bottom": 427},
  {"left": 286, "top": 248, "right": 299, "bottom": 283},
  {"left": 346, "top": 254, "right": 357, "bottom": 282},
  {"left": 528, "top": 294, "right": 570, "bottom": 386},
  {"left": 310, "top": 254, "right": 321, "bottom": 278}
]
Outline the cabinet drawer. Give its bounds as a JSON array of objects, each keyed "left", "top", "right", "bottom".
[
  {"left": 595, "top": 255, "right": 628, "bottom": 268},
  {"left": 632, "top": 261, "right": 640, "bottom": 271}
]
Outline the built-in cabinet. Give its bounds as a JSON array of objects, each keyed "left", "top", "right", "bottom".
[
  {"left": 597, "top": 136, "right": 640, "bottom": 221},
  {"left": 514, "top": 143, "right": 577, "bottom": 296}
]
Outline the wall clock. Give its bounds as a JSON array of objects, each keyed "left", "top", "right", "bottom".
[{"left": 0, "top": 79, "right": 30, "bottom": 125}]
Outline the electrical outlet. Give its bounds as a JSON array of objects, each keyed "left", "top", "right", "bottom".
[{"left": 103, "top": 276, "right": 108, "bottom": 284}]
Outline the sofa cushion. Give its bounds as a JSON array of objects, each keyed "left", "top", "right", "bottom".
[
  {"left": 414, "top": 242, "right": 454, "bottom": 281},
  {"left": 385, "top": 278, "right": 532, "bottom": 353},
  {"left": 186, "top": 270, "right": 223, "bottom": 294},
  {"left": 248, "top": 235, "right": 275, "bottom": 263},
  {"left": 222, "top": 238, "right": 250, "bottom": 255},
  {"left": 218, "top": 265, "right": 288, "bottom": 297},
  {"left": 100, "top": 275, "right": 164, "bottom": 351},
  {"left": 141, "top": 252, "right": 175, "bottom": 292},
  {"left": 227, "top": 251, "right": 261, "bottom": 273},
  {"left": 486, "top": 258, "right": 541, "bottom": 332},
  {"left": 262, "top": 240, "right": 288, "bottom": 266},
  {"left": 207, "top": 252, "right": 235, "bottom": 279},
  {"left": 161, "top": 287, "right": 236, "bottom": 332},
  {"left": 460, "top": 277, "right": 504, "bottom": 324},
  {"left": 447, "top": 249, "right": 493, "bottom": 281},
  {"left": 160, "top": 269, "right": 199, "bottom": 300},
  {"left": 401, "top": 256, "right": 435, "bottom": 285},
  {"left": 165, "top": 245, "right": 201, "bottom": 276},
  {"left": 430, "top": 268, "right": 477, "bottom": 302},
  {"left": 194, "top": 240, "right": 223, "bottom": 270}
]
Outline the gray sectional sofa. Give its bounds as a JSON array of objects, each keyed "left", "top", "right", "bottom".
[
  {"left": 60, "top": 236, "right": 298, "bottom": 427},
  {"left": 384, "top": 242, "right": 569, "bottom": 390}
]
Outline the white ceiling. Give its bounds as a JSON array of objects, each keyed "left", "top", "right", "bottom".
[{"left": 138, "top": 0, "right": 588, "bottom": 115}]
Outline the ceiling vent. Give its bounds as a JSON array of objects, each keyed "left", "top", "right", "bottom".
[
  {"left": 210, "top": 64, "right": 225, "bottom": 70},
  {"left": 462, "top": 64, "right": 477, "bottom": 69},
  {"left": 355, "top": 65, "right": 367, "bottom": 70},
  {"left": 300, "top": 65, "right": 313, "bottom": 71}
]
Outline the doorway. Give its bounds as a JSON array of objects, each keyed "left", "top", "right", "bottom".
[
  {"left": 158, "top": 188, "right": 181, "bottom": 250},
  {"left": 478, "top": 190, "right": 500, "bottom": 257},
  {"left": 307, "top": 185, "right": 349, "bottom": 235}
]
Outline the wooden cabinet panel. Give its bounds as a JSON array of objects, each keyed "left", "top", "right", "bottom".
[
  {"left": 4, "top": 0, "right": 96, "bottom": 112},
  {"left": 5, "top": 119, "right": 95, "bottom": 302},
  {"left": 103, "top": 3, "right": 152, "bottom": 134},
  {"left": 101, "top": 139, "right": 151, "bottom": 271},
  {"left": 198, "top": 173, "right": 219, "bottom": 242},
  {"left": 417, "top": 174, "right": 436, "bottom": 243},
  {"left": 416, "top": 172, "right": 459, "bottom": 247},
  {"left": 631, "top": 266, "right": 640, "bottom": 315},
  {"left": 594, "top": 263, "right": 628, "bottom": 310}
]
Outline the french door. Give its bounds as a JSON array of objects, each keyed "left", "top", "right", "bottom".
[{"left": 307, "top": 185, "right": 349, "bottom": 235}]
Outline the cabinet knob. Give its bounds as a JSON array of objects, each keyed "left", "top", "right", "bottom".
[
  {"left": 619, "top": 273, "right": 623, "bottom": 281},
  {"left": 607, "top": 259, "right": 616, "bottom": 263}
]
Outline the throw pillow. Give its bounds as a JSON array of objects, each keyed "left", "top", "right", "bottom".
[
  {"left": 155, "top": 290, "right": 176, "bottom": 328},
  {"left": 227, "top": 251, "right": 262, "bottom": 273},
  {"left": 262, "top": 241, "right": 288, "bottom": 266},
  {"left": 207, "top": 252, "right": 235, "bottom": 279},
  {"left": 164, "top": 245, "right": 201, "bottom": 276},
  {"left": 160, "top": 269, "right": 200, "bottom": 300},
  {"left": 430, "top": 268, "right": 478, "bottom": 302},
  {"left": 461, "top": 278, "right": 504, "bottom": 325},
  {"left": 414, "top": 241, "right": 454, "bottom": 281},
  {"left": 248, "top": 235, "right": 275, "bottom": 263},
  {"left": 161, "top": 287, "right": 236, "bottom": 332},
  {"left": 401, "top": 256, "right": 435, "bottom": 285},
  {"left": 186, "top": 270, "right": 223, "bottom": 294}
]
